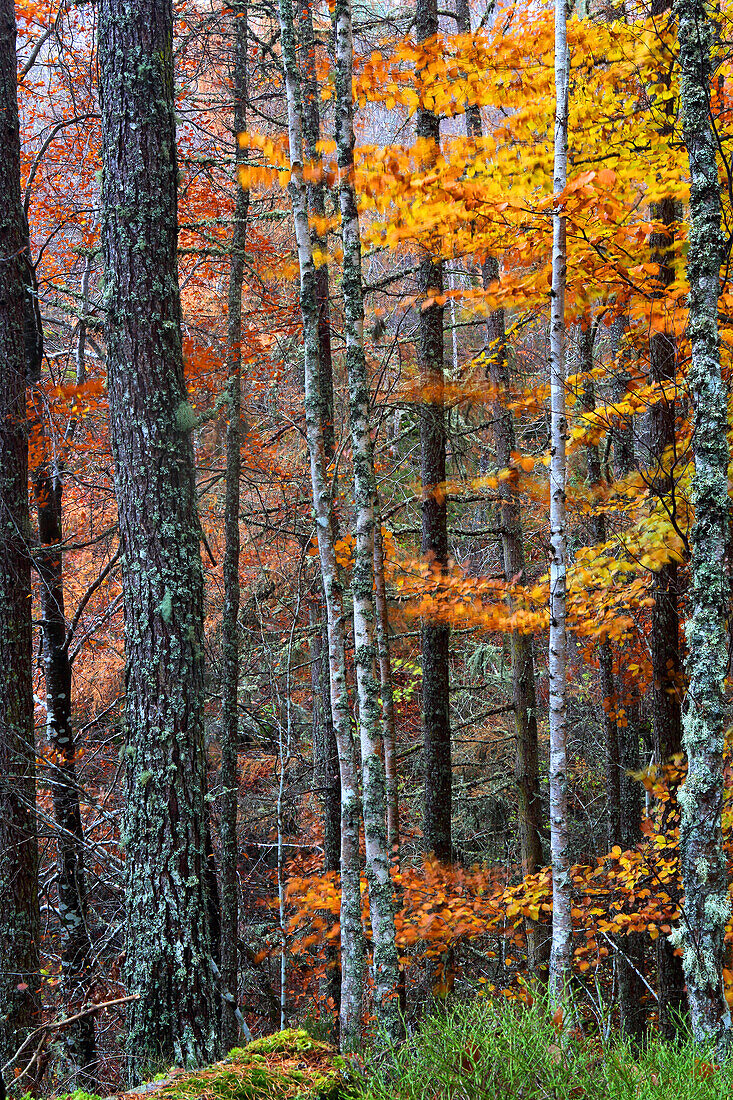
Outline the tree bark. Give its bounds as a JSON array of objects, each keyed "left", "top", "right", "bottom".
[
  {"left": 674, "top": 0, "right": 732, "bottom": 1055},
  {"left": 220, "top": 0, "right": 250, "bottom": 1052},
  {"left": 374, "top": 521, "right": 399, "bottom": 857},
  {"left": 98, "top": 0, "right": 219, "bottom": 1074},
  {"left": 0, "top": 0, "right": 41, "bottom": 1065},
  {"left": 277, "top": 0, "right": 364, "bottom": 1049},
  {"left": 416, "top": 0, "right": 451, "bottom": 865},
  {"left": 333, "top": 0, "right": 403, "bottom": 1042},
  {"left": 548, "top": 0, "right": 571, "bottom": 1004},
  {"left": 33, "top": 458, "right": 98, "bottom": 1080},
  {"left": 297, "top": 0, "right": 342, "bottom": 1018}
]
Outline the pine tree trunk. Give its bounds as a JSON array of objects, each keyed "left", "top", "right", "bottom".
[
  {"left": 548, "top": 0, "right": 572, "bottom": 1003},
  {"left": 333, "top": 0, "right": 403, "bottom": 1042},
  {"left": 98, "top": 0, "right": 219, "bottom": 1074},
  {"left": 416, "top": 0, "right": 451, "bottom": 865},
  {"left": 277, "top": 0, "right": 364, "bottom": 1049},
  {"left": 0, "top": 0, "right": 41, "bottom": 1065},
  {"left": 220, "top": 0, "right": 250, "bottom": 1052},
  {"left": 674, "top": 0, "right": 732, "bottom": 1055}
]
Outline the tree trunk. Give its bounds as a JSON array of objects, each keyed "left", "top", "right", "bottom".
[
  {"left": 0, "top": 0, "right": 41, "bottom": 1065},
  {"left": 548, "top": 0, "right": 571, "bottom": 1004},
  {"left": 297, "top": 0, "right": 342, "bottom": 1020},
  {"left": 416, "top": 0, "right": 451, "bottom": 865},
  {"left": 674, "top": 0, "right": 732, "bottom": 1055},
  {"left": 33, "top": 458, "right": 98, "bottom": 1080},
  {"left": 374, "top": 520, "right": 399, "bottom": 858},
  {"left": 220, "top": 0, "right": 250, "bottom": 1052},
  {"left": 333, "top": 0, "right": 403, "bottom": 1042},
  {"left": 98, "top": 0, "right": 219, "bottom": 1074},
  {"left": 277, "top": 0, "right": 364, "bottom": 1049}
]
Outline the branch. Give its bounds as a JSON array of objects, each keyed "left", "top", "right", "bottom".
[{"left": 2, "top": 995, "right": 139, "bottom": 1077}]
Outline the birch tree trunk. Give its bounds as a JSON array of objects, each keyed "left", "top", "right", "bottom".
[
  {"left": 0, "top": 0, "right": 41, "bottom": 1065},
  {"left": 416, "top": 0, "right": 451, "bottom": 866},
  {"left": 548, "top": 0, "right": 572, "bottom": 1004},
  {"left": 674, "top": 0, "right": 732, "bottom": 1055},
  {"left": 333, "top": 0, "right": 403, "bottom": 1043},
  {"left": 296, "top": 1, "right": 342, "bottom": 1018},
  {"left": 220, "top": 0, "right": 250, "bottom": 1051},
  {"left": 98, "top": 0, "right": 219, "bottom": 1073},
  {"left": 277, "top": 0, "right": 364, "bottom": 1049}
]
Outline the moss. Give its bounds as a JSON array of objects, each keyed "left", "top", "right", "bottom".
[{"left": 156, "top": 1029, "right": 351, "bottom": 1100}]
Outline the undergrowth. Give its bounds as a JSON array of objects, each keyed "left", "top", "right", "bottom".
[{"left": 355, "top": 999, "right": 733, "bottom": 1100}]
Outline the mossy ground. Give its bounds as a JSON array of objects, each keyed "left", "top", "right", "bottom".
[{"left": 143, "top": 1030, "right": 347, "bottom": 1100}]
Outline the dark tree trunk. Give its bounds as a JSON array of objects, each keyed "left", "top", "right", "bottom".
[
  {"left": 297, "top": 0, "right": 342, "bottom": 1027},
  {"left": 675, "top": 0, "right": 731, "bottom": 1054},
  {"left": 416, "top": 0, "right": 451, "bottom": 864},
  {"left": 649, "top": 194, "right": 683, "bottom": 770},
  {"left": 98, "top": 0, "right": 219, "bottom": 1075},
  {"left": 0, "top": 0, "right": 41, "bottom": 1065},
  {"left": 33, "top": 458, "right": 98, "bottom": 1080},
  {"left": 220, "top": 0, "right": 249, "bottom": 1052},
  {"left": 646, "top": 3, "right": 686, "bottom": 1030}
]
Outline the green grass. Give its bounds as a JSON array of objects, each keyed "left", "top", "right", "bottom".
[{"left": 355, "top": 999, "right": 733, "bottom": 1100}]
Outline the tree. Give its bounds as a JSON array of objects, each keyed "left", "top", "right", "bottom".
[
  {"left": 333, "top": 0, "right": 403, "bottom": 1042},
  {"left": 0, "top": 0, "right": 41, "bottom": 1066},
  {"left": 220, "top": 0, "right": 250, "bottom": 1052},
  {"left": 548, "top": 0, "right": 571, "bottom": 1004},
  {"left": 276, "top": 0, "right": 365, "bottom": 1049},
  {"left": 674, "top": 0, "right": 732, "bottom": 1056},
  {"left": 416, "top": 0, "right": 451, "bottom": 866},
  {"left": 98, "top": 0, "right": 219, "bottom": 1074}
]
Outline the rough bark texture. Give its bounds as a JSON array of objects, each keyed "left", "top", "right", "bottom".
[
  {"left": 34, "top": 459, "right": 98, "bottom": 1080},
  {"left": 674, "top": 0, "right": 732, "bottom": 1056},
  {"left": 416, "top": 0, "right": 451, "bottom": 864},
  {"left": 333, "top": 0, "right": 403, "bottom": 1042},
  {"left": 297, "top": 0, "right": 342, "bottom": 1018},
  {"left": 220, "top": 0, "right": 250, "bottom": 1052},
  {"left": 0, "top": 0, "right": 41, "bottom": 1065},
  {"left": 98, "top": 0, "right": 219, "bottom": 1074},
  {"left": 277, "top": 0, "right": 364, "bottom": 1050},
  {"left": 548, "top": 0, "right": 572, "bottom": 1003}
]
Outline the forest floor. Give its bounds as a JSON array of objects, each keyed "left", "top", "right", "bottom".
[{"left": 51, "top": 1002, "right": 733, "bottom": 1100}]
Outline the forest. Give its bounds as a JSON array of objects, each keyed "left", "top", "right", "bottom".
[{"left": 3, "top": 0, "right": 733, "bottom": 1094}]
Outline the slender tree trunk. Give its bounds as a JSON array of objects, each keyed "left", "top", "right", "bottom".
[
  {"left": 416, "top": 0, "right": 451, "bottom": 865},
  {"left": 579, "top": 326, "right": 621, "bottom": 849},
  {"left": 0, "top": 0, "right": 41, "bottom": 1065},
  {"left": 33, "top": 458, "right": 98, "bottom": 1080},
  {"left": 220, "top": 0, "right": 250, "bottom": 1052},
  {"left": 333, "top": 0, "right": 403, "bottom": 1042},
  {"left": 98, "top": 0, "right": 219, "bottom": 1074},
  {"left": 374, "top": 521, "right": 399, "bottom": 857},
  {"left": 548, "top": 0, "right": 571, "bottom": 1004},
  {"left": 277, "top": 0, "right": 364, "bottom": 1049},
  {"left": 580, "top": 327, "right": 647, "bottom": 1041},
  {"left": 297, "top": 0, "right": 342, "bottom": 1020},
  {"left": 674, "top": 0, "right": 731, "bottom": 1055}
]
